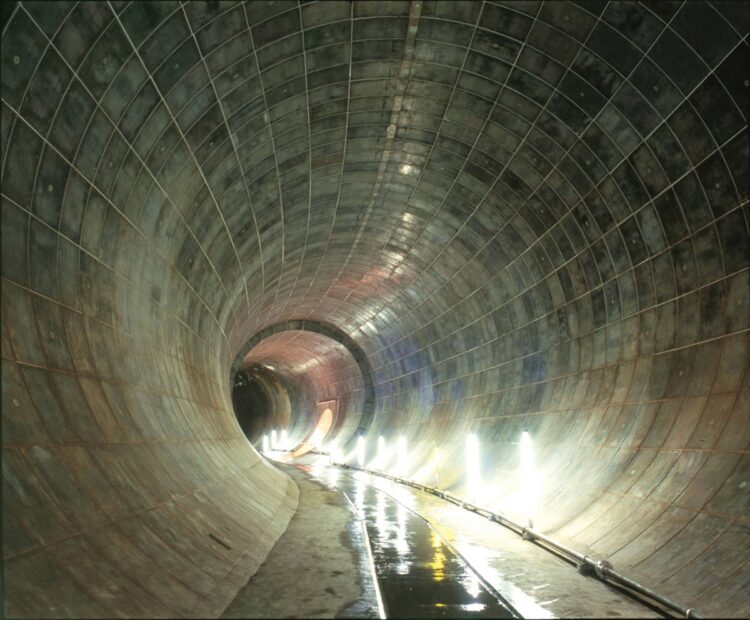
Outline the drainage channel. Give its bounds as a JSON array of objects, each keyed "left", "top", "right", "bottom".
[
  {"left": 299, "top": 463, "right": 520, "bottom": 619},
  {"left": 319, "top": 457, "right": 701, "bottom": 619}
]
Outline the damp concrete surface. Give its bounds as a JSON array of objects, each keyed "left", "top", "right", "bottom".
[{"left": 224, "top": 455, "right": 662, "bottom": 618}]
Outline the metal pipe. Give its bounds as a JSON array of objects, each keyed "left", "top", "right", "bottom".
[{"left": 330, "top": 458, "right": 704, "bottom": 619}]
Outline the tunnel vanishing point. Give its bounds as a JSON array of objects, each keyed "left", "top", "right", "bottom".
[{"left": 1, "top": 0, "right": 748, "bottom": 618}]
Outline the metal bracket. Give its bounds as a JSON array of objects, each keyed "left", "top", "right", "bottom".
[
  {"left": 577, "top": 556, "right": 613, "bottom": 579},
  {"left": 521, "top": 527, "right": 536, "bottom": 541},
  {"left": 577, "top": 561, "right": 595, "bottom": 576},
  {"left": 594, "top": 560, "right": 612, "bottom": 579}
]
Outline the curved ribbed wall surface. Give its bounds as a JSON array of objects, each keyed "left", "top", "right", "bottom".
[
  {"left": 238, "top": 328, "right": 367, "bottom": 445},
  {"left": 1, "top": 1, "right": 748, "bottom": 617}
]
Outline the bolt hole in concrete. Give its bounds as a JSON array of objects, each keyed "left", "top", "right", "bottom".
[{"left": 208, "top": 533, "right": 233, "bottom": 551}]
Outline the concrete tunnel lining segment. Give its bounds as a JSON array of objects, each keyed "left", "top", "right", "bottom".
[
  {"left": 231, "top": 320, "right": 377, "bottom": 444},
  {"left": 1, "top": 0, "right": 748, "bottom": 617}
]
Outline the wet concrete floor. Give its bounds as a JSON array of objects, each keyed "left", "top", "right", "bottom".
[
  {"left": 225, "top": 455, "right": 661, "bottom": 618},
  {"left": 342, "top": 465, "right": 661, "bottom": 619},
  {"left": 302, "top": 462, "right": 519, "bottom": 618},
  {"left": 221, "top": 463, "right": 379, "bottom": 618}
]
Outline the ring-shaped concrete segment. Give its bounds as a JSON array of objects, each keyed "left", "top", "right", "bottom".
[
  {"left": 233, "top": 325, "right": 374, "bottom": 449},
  {"left": 1, "top": 1, "right": 748, "bottom": 618}
]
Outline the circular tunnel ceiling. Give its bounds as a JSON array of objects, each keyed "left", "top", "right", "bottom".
[{"left": 1, "top": 1, "right": 748, "bottom": 618}]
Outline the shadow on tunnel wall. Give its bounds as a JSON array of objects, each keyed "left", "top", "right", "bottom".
[
  {"left": 1, "top": 0, "right": 748, "bottom": 618},
  {"left": 231, "top": 363, "right": 291, "bottom": 443}
]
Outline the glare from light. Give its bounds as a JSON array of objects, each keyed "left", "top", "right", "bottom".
[
  {"left": 281, "top": 429, "right": 288, "bottom": 449},
  {"left": 327, "top": 465, "right": 340, "bottom": 486},
  {"left": 433, "top": 447, "right": 442, "bottom": 487},
  {"left": 466, "top": 433, "right": 480, "bottom": 504},
  {"left": 396, "top": 435, "right": 408, "bottom": 477},
  {"left": 357, "top": 436, "right": 365, "bottom": 466},
  {"left": 461, "top": 603, "right": 486, "bottom": 612},
  {"left": 411, "top": 446, "right": 441, "bottom": 486},
  {"left": 340, "top": 444, "right": 355, "bottom": 464},
  {"left": 309, "top": 427, "right": 324, "bottom": 447},
  {"left": 461, "top": 572, "right": 481, "bottom": 599},
  {"left": 375, "top": 435, "right": 388, "bottom": 471},
  {"left": 271, "top": 429, "right": 277, "bottom": 450},
  {"left": 262, "top": 434, "right": 269, "bottom": 453},
  {"left": 394, "top": 501, "right": 410, "bottom": 572},
  {"left": 520, "top": 430, "right": 539, "bottom": 526}
]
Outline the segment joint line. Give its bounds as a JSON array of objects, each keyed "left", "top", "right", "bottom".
[
  {"left": 179, "top": 1, "right": 266, "bottom": 317},
  {"left": 14, "top": 1, "right": 240, "bottom": 340},
  {"left": 107, "top": 1, "right": 252, "bottom": 327},
  {"left": 297, "top": 1, "right": 356, "bottom": 316},
  {"left": 314, "top": 0, "right": 425, "bottom": 317},
  {"left": 273, "top": 3, "right": 316, "bottom": 320},
  {"left": 378, "top": 1, "right": 739, "bottom": 342},
  {"left": 326, "top": 1, "right": 488, "bottom": 329},
  {"left": 241, "top": 3, "right": 288, "bottom": 324}
]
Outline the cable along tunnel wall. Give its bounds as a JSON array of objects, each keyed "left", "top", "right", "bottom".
[{"left": 1, "top": 1, "right": 748, "bottom": 618}]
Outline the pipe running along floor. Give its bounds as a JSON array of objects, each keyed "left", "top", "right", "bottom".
[{"left": 225, "top": 454, "right": 665, "bottom": 619}]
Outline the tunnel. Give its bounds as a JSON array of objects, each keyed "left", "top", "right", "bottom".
[{"left": 1, "top": 0, "right": 748, "bottom": 618}]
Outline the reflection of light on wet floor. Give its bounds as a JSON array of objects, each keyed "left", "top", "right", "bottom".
[
  {"left": 370, "top": 485, "right": 412, "bottom": 575},
  {"left": 297, "top": 462, "right": 519, "bottom": 618},
  {"left": 460, "top": 571, "right": 481, "bottom": 598},
  {"left": 371, "top": 476, "right": 415, "bottom": 509},
  {"left": 394, "top": 501, "right": 410, "bottom": 574},
  {"left": 455, "top": 536, "right": 498, "bottom": 579},
  {"left": 327, "top": 465, "right": 340, "bottom": 487},
  {"left": 429, "top": 530, "right": 446, "bottom": 582},
  {"left": 305, "top": 462, "right": 344, "bottom": 501},
  {"left": 375, "top": 488, "right": 386, "bottom": 535},
  {"left": 354, "top": 471, "right": 367, "bottom": 516},
  {"left": 308, "top": 460, "right": 326, "bottom": 480},
  {"left": 447, "top": 535, "right": 554, "bottom": 619}
]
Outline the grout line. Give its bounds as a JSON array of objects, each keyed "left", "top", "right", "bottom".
[
  {"left": 105, "top": 1, "right": 253, "bottom": 324},
  {"left": 355, "top": 26, "right": 746, "bottom": 355},
  {"left": 180, "top": 1, "right": 266, "bottom": 315}
]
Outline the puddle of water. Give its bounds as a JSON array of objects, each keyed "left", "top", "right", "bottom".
[{"left": 304, "top": 464, "right": 519, "bottom": 619}]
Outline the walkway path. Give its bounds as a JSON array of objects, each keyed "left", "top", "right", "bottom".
[
  {"left": 223, "top": 455, "right": 662, "bottom": 618},
  {"left": 221, "top": 463, "right": 379, "bottom": 618}
]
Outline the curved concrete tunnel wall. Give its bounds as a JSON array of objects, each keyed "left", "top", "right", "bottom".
[
  {"left": 1, "top": 1, "right": 748, "bottom": 618},
  {"left": 236, "top": 326, "right": 370, "bottom": 446},
  {"left": 232, "top": 363, "right": 293, "bottom": 443}
]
